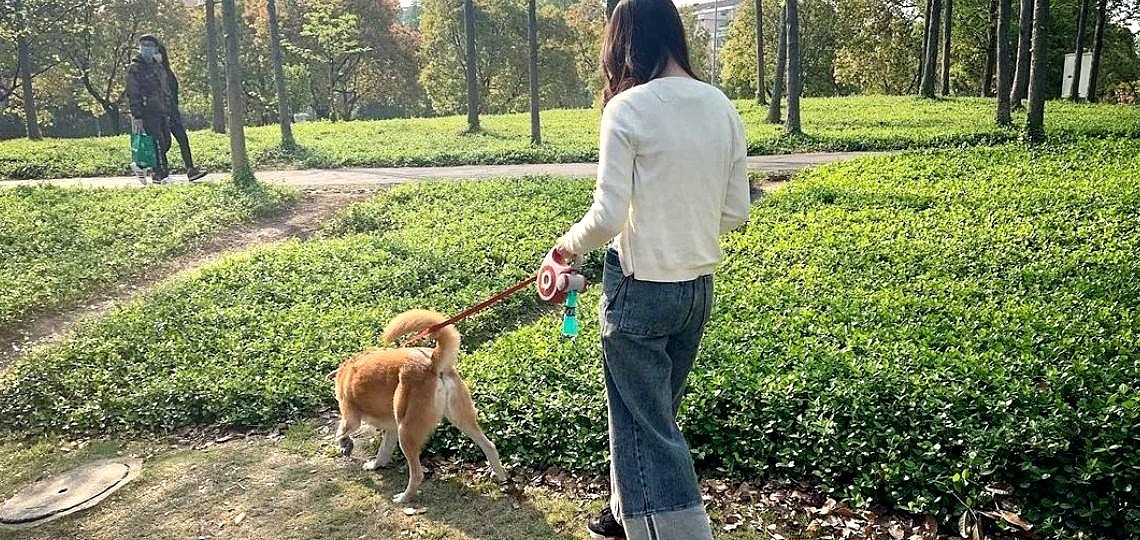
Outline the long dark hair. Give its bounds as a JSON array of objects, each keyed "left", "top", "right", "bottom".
[
  {"left": 601, "top": 0, "right": 701, "bottom": 106},
  {"left": 157, "top": 43, "right": 173, "bottom": 75}
]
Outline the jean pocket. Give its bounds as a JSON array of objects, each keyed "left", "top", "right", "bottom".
[{"left": 607, "top": 279, "right": 685, "bottom": 337}]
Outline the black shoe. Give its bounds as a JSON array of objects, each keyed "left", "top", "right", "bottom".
[
  {"left": 587, "top": 505, "right": 626, "bottom": 540},
  {"left": 187, "top": 168, "right": 207, "bottom": 182}
]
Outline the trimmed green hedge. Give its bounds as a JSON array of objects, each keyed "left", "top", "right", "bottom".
[
  {"left": 0, "top": 183, "right": 295, "bottom": 327},
  {"left": 2, "top": 141, "right": 1137, "bottom": 537},
  {"left": 2, "top": 97, "right": 1138, "bottom": 180}
]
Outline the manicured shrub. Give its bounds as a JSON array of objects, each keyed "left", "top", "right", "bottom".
[
  {"left": 0, "top": 183, "right": 295, "bottom": 326},
  {"left": 3, "top": 141, "right": 1137, "bottom": 537}
]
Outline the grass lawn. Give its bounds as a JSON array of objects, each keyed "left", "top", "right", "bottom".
[
  {"left": 2, "top": 140, "right": 1137, "bottom": 538},
  {"left": 0, "top": 183, "right": 295, "bottom": 328},
  {"left": 1, "top": 96, "right": 1138, "bottom": 180}
]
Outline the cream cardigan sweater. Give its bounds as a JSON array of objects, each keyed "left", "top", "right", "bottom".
[{"left": 561, "top": 77, "right": 751, "bottom": 282}]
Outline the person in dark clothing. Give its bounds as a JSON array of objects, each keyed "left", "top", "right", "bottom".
[
  {"left": 157, "top": 43, "right": 206, "bottom": 181},
  {"left": 126, "top": 34, "right": 173, "bottom": 184}
]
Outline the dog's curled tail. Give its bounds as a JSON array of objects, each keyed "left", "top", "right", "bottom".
[{"left": 382, "top": 309, "right": 461, "bottom": 371}]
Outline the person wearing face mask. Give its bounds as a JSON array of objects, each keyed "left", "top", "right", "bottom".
[
  {"left": 126, "top": 34, "right": 173, "bottom": 184},
  {"left": 156, "top": 43, "right": 206, "bottom": 182}
]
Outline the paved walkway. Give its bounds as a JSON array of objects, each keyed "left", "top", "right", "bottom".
[{"left": 4, "top": 151, "right": 878, "bottom": 189}]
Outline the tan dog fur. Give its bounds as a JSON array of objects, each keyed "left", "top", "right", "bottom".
[{"left": 332, "top": 309, "right": 507, "bottom": 503}]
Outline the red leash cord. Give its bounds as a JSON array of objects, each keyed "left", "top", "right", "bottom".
[{"left": 398, "top": 273, "right": 539, "bottom": 347}]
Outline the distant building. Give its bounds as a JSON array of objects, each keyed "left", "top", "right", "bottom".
[{"left": 690, "top": 0, "right": 742, "bottom": 50}]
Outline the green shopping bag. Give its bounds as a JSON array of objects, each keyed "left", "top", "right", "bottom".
[{"left": 131, "top": 132, "right": 156, "bottom": 169}]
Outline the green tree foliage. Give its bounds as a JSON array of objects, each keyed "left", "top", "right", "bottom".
[
  {"left": 834, "top": 0, "right": 921, "bottom": 94},
  {"left": 681, "top": 6, "right": 713, "bottom": 82},
  {"left": 419, "top": 0, "right": 585, "bottom": 115},
  {"left": 720, "top": 0, "right": 839, "bottom": 98},
  {"left": 563, "top": 0, "right": 604, "bottom": 103}
]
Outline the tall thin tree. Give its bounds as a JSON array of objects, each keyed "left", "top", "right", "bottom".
[
  {"left": 462, "top": 0, "right": 480, "bottom": 133},
  {"left": 920, "top": 0, "right": 942, "bottom": 98},
  {"left": 981, "top": 0, "right": 997, "bottom": 96},
  {"left": 14, "top": 0, "right": 41, "bottom": 140},
  {"left": 1086, "top": 0, "right": 1108, "bottom": 102},
  {"left": 221, "top": 0, "right": 253, "bottom": 185},
  {"left": 940, "top": 0, "right": 953, "bottom": 95},
  {"left": 755, "top": 0, "right": 768, "bottom": 105},
  {"left": 205, "top": 0, "right": 225, "bottom": 134},
  {"left": 917, "top": 0, "right": 932, "bottom": 91},
  {"left": 527, "top": 0, "right": 540, "bottom": 144},
  {"left": 766, "top": 5, "right": 787, "bottom": 124},
  {"left": 266, "top": 0, "right": 294, "bottom": 148},
  {"left": 1068, "top": 0, "right": 1090, "bottom": 101},
  {"left": 996, "top": 0, "right": 1013, "bottom": 124},
  {"left": 1010, "top": 0, "right": 1034, "bottom": 106},
  {"left": 1025, "top": 0, "right": 1049, "bottom": 142},
  {"left": 785, "top": 0, "right": 801, "bottom": 135}
]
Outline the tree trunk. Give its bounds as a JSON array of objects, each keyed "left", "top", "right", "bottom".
[
  {"left": 205, "top": 0, "right": 226, "bottom": 134},
  {"left": 766, "top": 6, "right": 787, "bottom": 124},
  {"left": 1086, "top": 0, "right": 1107, "bottom": 102},
  {"left": 108, "top": 105, "right": 121, "bottom": 135},
  {"left": 16, "top": 34, "right": 41, "bottom": 140},
  {"left": 785, "top": 0, "right": 801, "bottom": 135},
  {"left": 1010, "top": 0, "right": 1033, "bottom": 105},
  {"left": 917, "top": 0, "right": 932, "bottom": 91},
  {"left": 981, "top": 0, "right": 997, "bottom": 96},
  {"left": 940, "top": 0, "right": 953, "bottom": 95},
  {"left": 755, "top": 0, "right": 767, "bottom": 105},
  {"left": 1025, "top": 0, "right": 1048, "bottom": 142},
  {"left": 1068, "top": 0, "right": 1090, "bottom": 101},
  {"left": 920, "top": 0, "right": 942, "bottom": 98},
  {"left": 996, "top": 0, "right": 1013, "bottom": 124},
  {"left": 462, "top": 0, "right": 480, "bottom": 133},
  {"left": 221, "top": 0, "right": 253, "bottom": 184},
  {"left": 266, "top": 0, "right": 294, "bottom": 148},
  {"left": 527, "top": 0, "right": 540, "bottom": 145}
]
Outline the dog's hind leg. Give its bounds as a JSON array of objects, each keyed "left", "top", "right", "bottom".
[
  {"left": 443, "top": 372, "right": 507, "bottom": 482},
  {"left": 363, "top": 429, "right": 398, "bottom": 471},
  {"left": 335, "top": 407, "right": 361, "bottom": 459},
  {"left": 393, "top": 380, "right": 440, "bottom": 504}
]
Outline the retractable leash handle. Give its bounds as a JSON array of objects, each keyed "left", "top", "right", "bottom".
[{"left": 536, "top": 248, "right": 588, "bottom": 338}]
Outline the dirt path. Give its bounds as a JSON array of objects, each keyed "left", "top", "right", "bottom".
[{"left": 0, "top": 188, "right": 377, "bottom": 369}]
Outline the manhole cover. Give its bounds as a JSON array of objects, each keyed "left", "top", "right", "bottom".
[{"left": 0, "top": 458, "right": 142, "bottom": 530}]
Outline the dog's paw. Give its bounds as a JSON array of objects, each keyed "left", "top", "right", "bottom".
[
  {"left": 392, "top": 491, "right": 414, "bottom": 504},
  {"left": 338, "top": 436, "right": 354, "bottom": 458}
]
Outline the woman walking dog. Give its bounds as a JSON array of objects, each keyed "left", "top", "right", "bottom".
[{"left": 551, "top": 0, "right": 752, "bottom": 538}]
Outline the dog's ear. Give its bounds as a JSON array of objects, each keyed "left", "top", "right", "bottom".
[{"left": 326, "top": 369, "right": 338, "bottom": 381}]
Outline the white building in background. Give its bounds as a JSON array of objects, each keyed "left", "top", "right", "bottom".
[
  {"left": 691, "top": 0, "right": 742, "bottom": 50},
  {"left": 1062, "top": 52, "right": 1095, "bottom": 98}
]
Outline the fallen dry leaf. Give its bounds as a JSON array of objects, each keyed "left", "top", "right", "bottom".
[{"left": 980, "top": 510, "right": 1033, "bottom": 531}]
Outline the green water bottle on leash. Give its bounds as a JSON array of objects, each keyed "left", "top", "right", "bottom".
[{"left": 561, "top": 289, "right": 580, "bottom": 338}]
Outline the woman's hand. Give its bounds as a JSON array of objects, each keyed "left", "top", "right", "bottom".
[
  {"left": 131, "top": 118, "right": 145, "bottom": 134},
  {"left": 552, "top": 237, "right": 575, "bottom": 262}
]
